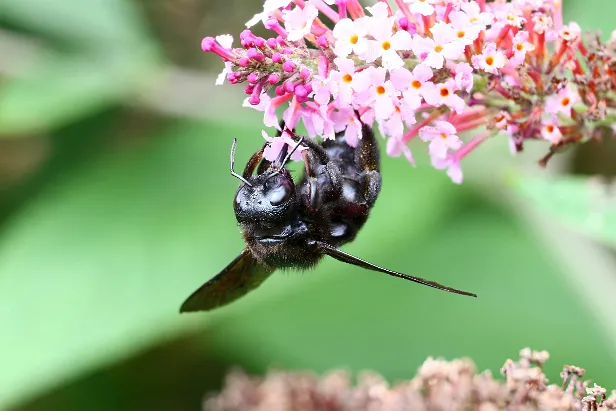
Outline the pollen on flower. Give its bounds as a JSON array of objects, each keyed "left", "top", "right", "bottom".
[{"left": 202, "top": 0, "right": 616, "bottom": 184}]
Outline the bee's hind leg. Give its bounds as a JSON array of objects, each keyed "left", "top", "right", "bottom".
[{"left": 355, "top": 115, "right": 382, "bottom": 207}]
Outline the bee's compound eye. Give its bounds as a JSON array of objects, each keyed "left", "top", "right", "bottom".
[{"left": 268, "top": 181, "right": 292, "bottom": 206}]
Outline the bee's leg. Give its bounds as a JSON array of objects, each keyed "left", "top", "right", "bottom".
[
  {"left": 242, "top": 143, "right": 268, "bottom": 178},
  {"left": 297, "top": 140, "right": 344, "bottom": 211},
  {"left": 355, "top": 117, "right": 382, "bottom": 207}
]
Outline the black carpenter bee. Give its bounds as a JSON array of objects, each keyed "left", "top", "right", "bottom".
[{"left": 180, "top": 115, "right": 476, "bottom": 312}]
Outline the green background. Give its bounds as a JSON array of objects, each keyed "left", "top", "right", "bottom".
[{"left": 0, "top": 1, "right": 615, "bottom": 410}]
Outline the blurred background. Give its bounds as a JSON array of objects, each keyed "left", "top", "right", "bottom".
[{"left": 1, "top": 0, "right": 616, "bottom": 410}]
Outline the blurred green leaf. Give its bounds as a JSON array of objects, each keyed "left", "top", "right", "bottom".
[
  {"left": 0, "top": 0, "right": 162, "bottom": 135},
  {"left": 0, "top": 118, "right": 461, "bottom": 409},
  {"left": 563, "top": 0, "right": 616, "bottom": 38},
  {"left": 511, "top": 174, "right": 616, "bottom": 249}
]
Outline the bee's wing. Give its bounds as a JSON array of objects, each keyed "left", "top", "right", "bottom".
[
  {"left": 316, "top": 242, "right": 477, "bottom": 298},
  {"left": 180, "top": 249, "right": 275, "bottom": 312}
]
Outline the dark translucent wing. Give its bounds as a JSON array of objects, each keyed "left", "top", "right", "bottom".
[
  {"left": 316, "top": 242, "right": 477, "bottom": 298},
  {"left": 180, "top": 249, "right": 275, "bottom": 312}
]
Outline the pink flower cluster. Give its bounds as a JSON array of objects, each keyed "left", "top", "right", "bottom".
[{"left": 202, "top": 0, "right": 616, "bottom": 184}]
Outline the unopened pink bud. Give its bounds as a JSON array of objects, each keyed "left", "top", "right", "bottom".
[
  {"left": 317, "top": 35, "right": 329, "bottom": 48},
  {"left": 284, "top": 81, "right": 296, "bottom": 93},
  {"left": 267, "top": 38, "right": 278, "bottom": 48},
  {"left": 201, "top": 37, "right": 216, "bottom": 52},
  {"left": 264, "top": 18, "right": 278, "bottom": 30},
  {"left": 275, "top": 85, "right": 286, "bottom": 96},
  {"left": 272, "top": 52, "right": 283, "bottom": 63},
  {"left": 247, "top": 72, "right": 259, "bottom": 83},
  {"left": 296, "top": 94, "right": 309, "bottom": 103},
  {"left": 294, "top": 84, "right": 309, "bottom": 97},
  {"left": 238, "top": 57, "right": 250, "bottom": 67},
  {"left": 245, "top": 85, "right": 255, "bottom": 95},
  {"left": 247, "top": 48, "right": 265, "bottom": 62},
  {"left": 398, "top": 17, "right": 409, "bottom": 31},
  {"left": 267, "top": 73, "right": 280, "bottom": 85},
  {"left": 227, "top": 73, "right": 239, "bottom": 84},
  {"left": 300, "top": 68, "right": 311, "bottom": 80},
  {"left": 283, "top": 48, "right": 293, "bottom": 55},
  {"left": 282, "top": 61, "right": 296, "bottom": 72},
  {"left": 240, "top": 30, "right": 255, "bottom": 47},
  {"left": 248, "top": 94, "right": 261, "bottom": 105},
  {"left": 254, "top": 37, "right": 266, "bottom": 48}
]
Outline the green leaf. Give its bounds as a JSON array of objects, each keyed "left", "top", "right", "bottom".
[
  {"left": 0, "top": 0, "right": 161, "bottom": 135},
  {"left": 0, "top": 119, "right": 461, "bottom": 409},
  {"left": 511, "top": 174, "right": 616, "bottom": 249}
]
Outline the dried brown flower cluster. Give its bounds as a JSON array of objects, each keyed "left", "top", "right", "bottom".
[{"left": 204, "top": 348, "right": 615, "bottom": 411}]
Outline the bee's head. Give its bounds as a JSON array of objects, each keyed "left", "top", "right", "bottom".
[
  {"left": 233, "top": 168, "right": 297, "bottom": 225},
  {"left": 230, "top": 137, "right": 301, "bottom": 227}
]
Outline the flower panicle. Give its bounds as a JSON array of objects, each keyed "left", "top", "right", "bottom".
[
  {"left": 201, "top": 0, "right": 616, "bottom": 184},
  {"left": 204, "top": 348, "right": 616, "bottom": 411}
]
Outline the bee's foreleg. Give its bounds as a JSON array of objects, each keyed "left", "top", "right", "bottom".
[{"left": 242, "top": 143, "right": 269, "bottom": 178}]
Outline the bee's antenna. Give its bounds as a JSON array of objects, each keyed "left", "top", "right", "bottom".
[
  {"left": 280, "top": 135, "right": 305, "bottom": 168},
  {"left": 230, "top": 138, "right": 253, "bottom": 187}
]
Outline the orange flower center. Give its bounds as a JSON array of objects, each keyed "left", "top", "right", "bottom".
[
  {"left": 516, "top": 43, "right": 524, "bottom": 51},
  {"left": 546, "top": 125, "right": 554, "bottom": 133},
  {"left": 434, "top": 45, "right": 443, "bottom": 53},
  {"left": 485, "top": 56, "right": 494, "bottom": 66},
  {"left": 376, "top": 85, "right": 386, "bottom": 95},
  {"left": 439, "top": 87, "right": 450, "bottom": 97},
  {"left": 343, "top": 74, "right": 353, "bottom": 83},
  {"left": 457, "top": 31, "right": 465, "bottom": 38},
  {"left": 395, "top": 106, "right": 401, "bottom": 113},
  {"left": 561, "top": 97, "right": 570, "bottom": 106},
  {"left": 440, "top": 133, "right": 448, "bottom": 140},
  {"left": 350, "top": 35, "right": 359, "bottom": 45},
  {"left": 382, "top": 41, "right": 391, "bottom": 51},
  {"left": 411, "top": 80, "right": 422, "bottom": 89}
]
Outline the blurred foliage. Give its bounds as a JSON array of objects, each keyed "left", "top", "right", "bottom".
[
  {"left": 512, "top": 174, "right": 616, "bottom": 249},
  {"left": 0, "top": 1, "right": 615, "bottom": 411}
]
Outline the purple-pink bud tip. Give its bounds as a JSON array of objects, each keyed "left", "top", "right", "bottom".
[
  {"left": 201, "top": 37, "right": 216, "bottom": 52},
  {"left": 294, "top": 85, "right": 309, "bottom": 97},
  {"left": 283, "top": 48, "right": 294, "bottom": 55},
  {"left": 267, "top": 38, "right": 278, "bottom": 48},
  {"left": 264, "top": 17, "right": 278, "bottom": 30},
  {"left": 282, "top": 61, "right": 296, "bottom": 72},
  {"left": 254, "top": 37, "right": 266, "bottom": 48},
  {"left": 245, "top": 85, "right": 255, "bottom": 95},
  {"left": 398, "top": 17, "right": 409, "bottom": 31},
  {"left": 247, "top": 72, "right": 259, "bottom": 83},
  {"left": 238, "top": 57, "right": 250, "bottom": 67},
  {"left": 272, "top": 52, "right": 283, "bottom": 63},
  {"left": 300, "top": 68, "right": 311, "bottom": 80},
  {"left": 267, "top": 73, "right": 280, "bottom": 85},
  {"left": 248, "top": 95, "right": 261, "bottom": 105},
  {"left": 317, "top": 35, "right": 329, "bottom": 48},
  {"left": 284, "top": 81, "right": 296, "bottom": 93},
  {"left": 275, "top": 85, "right": 286, "bottom": 96},
  {"left": 247, "top": 48, "right": 265, "bottom": 62}
]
